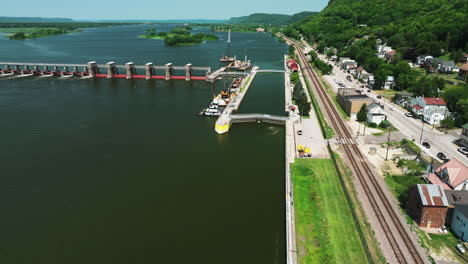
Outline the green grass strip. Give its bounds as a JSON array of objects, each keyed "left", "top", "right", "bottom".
[{"left": 291, "top": 159, "right": 369, "bottom": 264}]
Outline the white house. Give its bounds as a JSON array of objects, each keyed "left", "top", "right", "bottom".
[
  {"left": 409, "top": 97, "right": 449, "bottom": 125},
  {"left": 367, "top": 74, "right": 375, "bottom": 88},
  {"left": 384, "top": 76, "right": 395, "bottom": 89},
  {"left": 451, "top": 204, "right": 468, "bottom": 242},
  {"left": 377, "top": 45, "right": 392, "bottom": 55},
  {"left": 366, "top": 102, "right": 386, "bottom": 125},
  {"left": 417, "top": 55, "right": 433, "bottom": 65}
]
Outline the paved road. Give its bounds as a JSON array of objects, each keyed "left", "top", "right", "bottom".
[{"left": 302, "top": 42, "right": 468, "bottom": 166}]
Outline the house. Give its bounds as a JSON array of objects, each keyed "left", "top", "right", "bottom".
[
  {"left": 460, "top": 123, "right": 468, "bottom": 147},
  {"left": 406, "top": 184, "right": 449, "bottom": 228},
  {"left": 462, "top": 54, "right": 468, "bottom": 64},
  {"left": 341, "top": 60, "right": 357, "bottom": 71},
  {"left": 409, "top": 97, "right": 448, "bottom": 125},
  {"left": 439, "top": 61, "right": 456, "bottom": 73},
  {"left": 425, "top": 58, "right": 443, "bottom": 72},
  {"left": 427, "top": 158, "right": 468, "bottom": 190},
  {"left": 459, "top": 63, "right": 468, "bottom": 81},
  {"left": 337, "top": 88, "right": 373, "bottom": 118},
  {"left": 444, "top": 190, "right": 468, "bottom": 225},
  {"left": 394, "top": 92, "right": 413, "bottom": 107},
  {"left": 366, "top": 102, "right": 386, "bottom": 125},
  {"left": 377, "top": 45, "right": 392, "bottom": 57},
  {"left": 354, "top": 66, "right": 369, "bottom": 81},
  {"left": 255, "top": 28, "right": 265, "bottom": 32},
  {"left": 451, "top": 204, "right": 468, "bottom": 241},
  {"left": 367, "top": 74, "right": 375, "bottom": 88},
  {"left": 286, "top": 60, "right": 299, "bottom": 73},
  {"left": 384, "top": 50, "right": 396, "bottom": 62},
  {"left": 384, "top": 76, "right": 395, "bottom": 89},
  {"left": 417, "top": 55, "right": 433, "bottom": 65}
]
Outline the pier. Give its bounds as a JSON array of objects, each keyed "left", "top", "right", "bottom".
[{"left": 0, "top": 61, "right": 213, "bottom": 81}]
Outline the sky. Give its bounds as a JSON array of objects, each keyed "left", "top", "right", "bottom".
[{"left": 1, "top": 0, "right": 329, "bottom": 20}]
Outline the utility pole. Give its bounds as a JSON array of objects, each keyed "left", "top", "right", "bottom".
[{"left": 385, "top": 126, "right": 392, "bottom": 161}]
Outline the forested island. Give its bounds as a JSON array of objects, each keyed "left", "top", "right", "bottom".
[
  {"left": 141, "top": 26, "right": 219, "bottom": 46},
  {"left": 2, "top": 22, "right": 138, "bottom": 40}
]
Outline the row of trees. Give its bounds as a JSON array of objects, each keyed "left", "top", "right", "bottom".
[
  {"left": 290, "top": 73, "right": 311, "bottom": 116},
  {"left": 308, "top": 51, "right": 333, "bottom": 75}
]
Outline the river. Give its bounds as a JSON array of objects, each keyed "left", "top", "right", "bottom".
[{"left": 0, "top": 24, "right": 286, "bottom": 264}]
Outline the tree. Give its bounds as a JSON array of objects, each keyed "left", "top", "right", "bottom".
[
  {"left": 308, "top": 50, "right": 318, "bottom": 62},
  {"left": 455, "top": 99, "right": 468, "bottom": 127},
  {"left": 357, "top": 103, "right": 368, "bottom": 122},
  {"left": 326, "top": 49, "right": 335, "bottom": 58},
  {"left": 317, "top": 40, "right": 327, "bottom": 53},
  {"left": 379, "top": 120, "right": 391, "bottom": 129},
  {"left": 440, "top": 116, "right": 455, "bottom": 130},
  {"left": 450, "top": 50, "right": 464, "bottom": 62},
  {"left": 288, "top": 45, "right": 295, "bottom": 55}
]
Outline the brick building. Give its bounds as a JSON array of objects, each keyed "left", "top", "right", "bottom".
[
  {"left": 407, "top": 184, "right": 449, "bottom": 228},
  {"left": 336, "top": 88, "right": 373, "bottom": 118}
]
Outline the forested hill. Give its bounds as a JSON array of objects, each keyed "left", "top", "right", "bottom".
[
  {"left": 290, "top": 0, "right": 467, "bottom": 56},
  {"left": 0, "top": 17, "right": 74, "bottom": 23},
  {"left": 227, "top": 12, "right": 318, "bottom": 25}
]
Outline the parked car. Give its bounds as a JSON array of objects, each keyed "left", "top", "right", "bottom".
[
  {"left": 437, "top": 152, "right": 448, "bottom": 161},
  {"left": 297, "top": 129, "right": 303, "bottom": 136},
  {"left": 405, "top": 112, "right": 413, "bottom": 117},
  {"left": 458, "top": 147, "right": 468, "bottom": 155},
  {"left": 367, "top": 89, "right": 371, "bottom": 92},
  {"left": 457, "top": 243, "right": 466, "bottom": 254},
  {"left": 377, "top": 95, "right": 382, "bottom": 99},
  {"left": 422, "top": 142, "right": 431, "bottom": 148}
]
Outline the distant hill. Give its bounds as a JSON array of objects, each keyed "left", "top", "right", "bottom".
[
  {"left": 0, "top": 17, "right": 74, "bottom": 23},
  {"left": 292, "top": 0, "right": 467, "bottom": 54},
  {"left": 227, "top": 12, "right": 318, "bottom": 25},
  {"left": 80, "top": 19, "right": 227, "bottom": 24}
]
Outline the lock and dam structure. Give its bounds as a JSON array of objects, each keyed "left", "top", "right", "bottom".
[{"left": 0, "top": 61, "right": 229, "bottom": 82}]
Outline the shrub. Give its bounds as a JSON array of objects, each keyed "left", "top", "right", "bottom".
[
  {"left": 368, "top": 122, "right": 378, "bottom": 128},
  {"left": 380, "top": 120, "right": 391, "bottom": 129}
]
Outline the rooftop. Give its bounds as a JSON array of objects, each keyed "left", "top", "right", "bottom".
[
  {"left": 445, "top": 190, "right": 468, "bottom": 205},
  {"left": 424, "top": 97, "right": 446, "bottom": 106},
  {"left": 429, "top": 158, "right": 468, "bottom": 190},
  {"left": 417, "top": 184, "right": 449, "bottom": 207}
]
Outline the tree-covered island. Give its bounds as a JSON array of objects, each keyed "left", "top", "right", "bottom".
[{"left": 140, "top": 26, "right": 219, "bottom": 46}]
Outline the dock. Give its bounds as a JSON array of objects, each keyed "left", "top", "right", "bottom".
[{"left": 214, "top": 67, "right": 258, "bottom": 134}]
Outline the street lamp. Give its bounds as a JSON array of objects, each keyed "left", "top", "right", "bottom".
[
  {"left": 419, "top": 115, "right": 424, "bottom": 144},
  {"left": 385, "top": 125, "right": 392, "bottom": 161}
]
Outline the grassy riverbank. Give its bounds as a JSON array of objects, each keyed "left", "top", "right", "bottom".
[{"left": 291, "top": 158, "right": 370, "bottom": 264}]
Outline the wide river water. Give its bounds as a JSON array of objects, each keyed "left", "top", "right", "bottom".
[{"left": 0, "top": 25, "right": 287, "bottom": 264}]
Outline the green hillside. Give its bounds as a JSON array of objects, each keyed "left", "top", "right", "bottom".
[
  {"left": 290, "top": 0, "right": 467, "bottom": 56},
  {"left": 227, "top": 12, "right": 318, "bottom": 25}
]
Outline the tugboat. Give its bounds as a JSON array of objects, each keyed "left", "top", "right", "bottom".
[{"left": 220, "top": 29, "right": 235, "bottom": 63}]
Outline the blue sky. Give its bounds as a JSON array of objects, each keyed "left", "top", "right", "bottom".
[{"left": 1, "top": 0, "right": 329, "bottom": 20}]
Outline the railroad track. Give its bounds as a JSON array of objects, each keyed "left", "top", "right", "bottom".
[{"left": 291, "top": 40, "right": 427, "bottom": 264}]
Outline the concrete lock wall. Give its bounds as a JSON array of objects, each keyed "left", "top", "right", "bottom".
[
  {"left": 125, "top": 62, "right": 135, "bottom": 79},
  {"left": 165, "top": 63, "right": 173, "bottom": 80},
  {"left": 87, "top": 62, "right": 98, "bottom": 77},
  {"left": 185, "top": 64, "right": 192, "bottom": 81},
  {"left": 145, "top": 63, "right": 154, "bottom": 80},
  {"left": 106, "top": 62, "right": 116, "bottom": 79}
]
